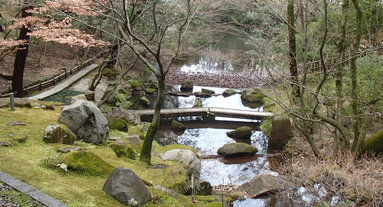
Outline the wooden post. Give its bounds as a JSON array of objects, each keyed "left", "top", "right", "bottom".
[{"left": 10, "top": 92, "right": 15, "bottom": 111}]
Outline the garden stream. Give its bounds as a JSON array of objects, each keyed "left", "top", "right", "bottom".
[{"left": 149, "top": 38, "right": 334, "bottom": 206}]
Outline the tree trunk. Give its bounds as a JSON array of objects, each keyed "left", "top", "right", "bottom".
[
  {"left": 12, "top": 3, "right": 33, "bottom": 97},
  {"left": 140, "top": 78, "right": 165, "bottom": 164},
  {"left": 287, "top": 0, "right": 299, "bottom": 97},
  {"left": 335, "top": 0, "right": 350, "bottom": 151},
  {"left": 350, "top": 0, "right": 362, "bottom": 153}
]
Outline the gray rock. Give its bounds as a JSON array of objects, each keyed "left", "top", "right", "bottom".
[
  {"left": 6, "top": 121, "right": 26, "bottom": 126},
  {"left": 0, "top": 141, "right": 12, "bottom": 147},
  {"left": 239, "top": 174, "right": 280, "bottom": 198},
  {"left": 108, "top": 136, "right": 122, "bottom": 141},
  {"left": 103, "top": 167, "right": 151, "bottom": 206},
  {"left": 43, "top": 124, "right": 77, "bottom": 144},
  {"left": 57, "top": 146, "right": 81, "bottom": 153},
  {"left": 14, "top": 98, "right": 32, "bottom": 108},
  {"left": 217, "top": 143, "right": 257, "bottom": 157},
  {"left": 161, "top": 149, "right": 201, "bottom": 179},
  {"left": 268, "top": 116, "right": 293, "bottom": 151},
  {"left": 70, "top": 94, "right": 87, "bottom": 104},
  {"left": 59, "top": 100, "right": 109, "bottom": 144}
]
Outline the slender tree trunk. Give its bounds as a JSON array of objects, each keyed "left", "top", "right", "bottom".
[
  {"left": 335, "top": 0, "right": 349, "bottom": 152},
  {"left": 287, "top": 0, "right": 299, "bottom": 97},
  {"left": 140, "top": 78, "right": 165, "bottom": 164},
  {"left": 351, "top": 0, "right": 362, "bottom": 153},
  {"left": 12, "top": 2, "right": 33, "bottom": 97}
]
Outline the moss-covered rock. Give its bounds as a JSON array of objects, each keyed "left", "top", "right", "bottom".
[
  {"left": 129, "top": 79, "right": 143, "bottom": 91},
  {"left": 144, "top": 88, "right": 157, "bottom": 95},
  {"left": 223, "top": 89, "right": 237, "bottom": 97},
  {"left": 171, "top": 120, "right": 185, "bottom": 132},
  {"left": 183, "top": 180, "right": 212, "bottom": 195},
  {"left": 194, "top": 92, "right": 212, "bottom": 98},
  {"left": 217, "top": 143, "right": 257, "bottom": 157},
  {"left": 362, "top": 128, "right": 383, "bottom": 154},
  {"left": 226, "top": 126, "right": 252, "bottom": 140},
  {"left": 241, "top": 88, "right": 264, "bottom": 108},
  {"left": 109, "top": 143, "right": 136, "bottom": 160},
  {"left": 269, "top": 116, "right": 293, "bottom": 151},
  {"left": 180, "top": 81, "right": 193, "bottom": 92},
  {"left": 193, "top": 98, "right": 202, "bottom": 108},
  {"left": 43, "top": 124, "right": 77, "bottom": 144},
  {"left": 102, "top": 88, "right": 118, "bottom": 105},
  {"left": 61, "top": 151, "right": 115, "bottom": 177},
  {"left": 108, "top": 118, "right": 128, "bottom": 132},
  {"left": 201, "top": 88, "right": 215, "bottom": 95},
  {"left": 139, "top": 96, "right": 150, "bottom": 107},
  {"left": 156, "top": 144, "right": 197, "bottom": 154}
]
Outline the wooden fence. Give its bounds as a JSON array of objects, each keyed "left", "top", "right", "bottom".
[{"left": 0, "top": 50, "right": 106, "bottom": 98}]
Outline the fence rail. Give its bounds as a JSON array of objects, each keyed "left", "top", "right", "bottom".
[{"left": 0, "top": 50, "right": 106, "bottom": 98}]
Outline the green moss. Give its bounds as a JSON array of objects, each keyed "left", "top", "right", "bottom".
[
  {"left": 108, "top": 118, "right": 128, "bottom": 132},
  {"left": 110, "top": 143, "right": 136, "bottom": 160},
  {"left": 241, "top": 88, "right": 264, "bottom": 103},
  {"left": 129, "top": 79, "right": 142, "bottom": 89},
  {"left": 61, "top": 151, "right": 115, "bottom": 177},
  {"left": 223, "top": 89, "right": 236, "bottom": 97},
  {"left": 260, "top": 118, "right": 272, "bottom": 137},
  {"left": 362, "top": 128, "right": 383, "bottom": 154},
  {"left": 144, "top": 88, "right": 157, "bottom": 94},
  {"left": 128, "top": 124, "right": 145, "bottom": 139},
  {"left": 226, "top": 126, "right": 252, "bottom": 139},
  {"left": 203, "top": 202, "right": 223, "bottom": 207}
]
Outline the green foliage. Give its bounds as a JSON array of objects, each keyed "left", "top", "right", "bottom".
[
  {"left": 41, "top": 149, "right": 60, "bottom": 168},
  {"left": 101, "top": 67, "right": 121, "bottom": 77},
  {"left": 116, "top": 92, "right": 133, "bottom": 109}
]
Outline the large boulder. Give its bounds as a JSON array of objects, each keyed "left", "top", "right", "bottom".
[
  {"left": 43, "top": 124, "right": 77, "bottom": 144},
  {"left": 217, "top": 143, "right": 257, "bottom": 157},
  {"left": 180, "top": 81, "right": 193, "bottom": 92},
  {"left": 241, "top": 88, "right": 264, "bottom": 108},
  {"left": 226, "top": 126, "right": 252, "bottom": 140},
  {"left": 239, "top": 174, "right": 280, "bottom": 198},
  {"left": 161, "top": 149, "right": 201, "bottom": 178},
  {"left": 103, "top": 167, "right": 151, "bottom": 207},
  {"left": 362, "top": 128, "right": 383, "bottom": 154},
  {"left": 59, "top": 100, "right": 109, "bottom": 144},
  {"left": 268, "top": 116, "right": 293, "bottom": 152}
]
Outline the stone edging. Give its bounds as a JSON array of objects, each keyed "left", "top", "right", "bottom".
[{"left": 0, "top": 171, "right": 68, "bottom": 207}]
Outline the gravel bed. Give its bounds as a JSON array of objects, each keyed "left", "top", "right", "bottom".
[{"left": 0, "top": 182, "right": 46, "bottom": 207}]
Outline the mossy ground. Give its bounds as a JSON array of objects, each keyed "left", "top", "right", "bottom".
[{"left": 0, "top": 105, "right": 211, "bottom": 207}]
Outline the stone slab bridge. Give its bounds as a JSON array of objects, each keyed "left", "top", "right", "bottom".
[{"left": 135, "top": 107, "right": 273, "bottom": 122}]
